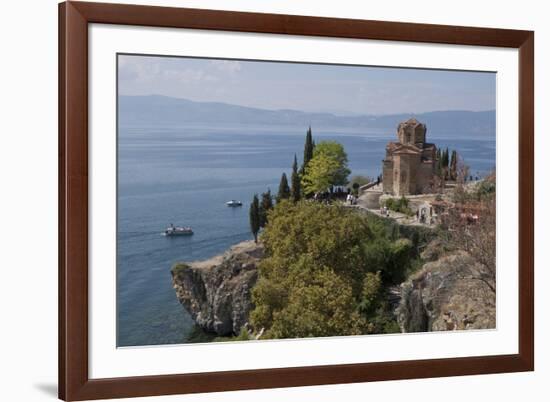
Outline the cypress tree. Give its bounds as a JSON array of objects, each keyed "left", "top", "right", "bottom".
[
  {"left": 450, "top": 150, "right": 458, "bottom": 181},
  {"left": 443, "top": 147, "right": 450, "bottom": 179},
  {"left": 290, "top": 154, "right": 301, "bottom": 202},
  {"left": 249, "top": 194, "right": 260, "bottom": 243},
  {"left": 277, "top": 173, "right": 291, "bottom": 202},
  {"left": 435, "top": 148, "right": 442, "bottom": 177},
  {"left": 259, "top": 189, "right": 274, "bottom": 227},
  {"left": 301, "top": 126, "right": 314, "bottom": 173}
]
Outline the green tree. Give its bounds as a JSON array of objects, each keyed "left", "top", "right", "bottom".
[
  {"left": 250, "top": 201, "right": 416, "bottom": 338},
  {"left": 301, "top": 153, "right": 340, "bottom": 195},
  {"left": 385, "top": 238, "right": 413, "bottom": 283},
  {"left": 313, "top": 141, "right": 351, "bottom": 186},
  {"left": 276, "top": 173, "right": 291, "bottom": 202},
  {"left": 435, "top": 148, "right": 442, "bottom": 177},
  {"left": 290, "top": 154, "right": 301, "bottom": 202},
  {"left": 264, "top": 268, "right": 368, "bottom": 339},
  {"left": 250, "top": 201, "right": 372, "bottom": 337},
  {"left": 450, "top": 150, "right": 458, "bottom": 181},
  {"left": 259, "top": 189, "right": 274, "bottom": 228},
  {"left": 301, "top": 126, "right": 315, "bottom": 174},
  {"left": 442, "top": 147, "right": 450, "bottom": 179},
  {"left": 348, "top": 175, "right": 372, "bottom": 189},
  {"left": 249, "top": 194, "right": 260, "bottom": 243},
  {"left": 359, "top": 271, "right": 383, "bottom": 315},
  {"left": 359, "top": 270, "right": 400, "bottom": 334}
]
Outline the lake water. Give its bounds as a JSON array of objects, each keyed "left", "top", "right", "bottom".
[{"left": 117, "top": 124, "right": 496, "bottom": 347}]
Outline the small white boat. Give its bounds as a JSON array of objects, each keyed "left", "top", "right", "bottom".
[
  {"left": 163, "top": 224, "right": 193, "bottom": 236},
  {"left": 226, "top": 200, "right": 243, "bottom": 207}
]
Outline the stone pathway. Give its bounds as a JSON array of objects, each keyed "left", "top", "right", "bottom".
[{"left": 348, "top": 193, "right": 436, "bottom": 228}]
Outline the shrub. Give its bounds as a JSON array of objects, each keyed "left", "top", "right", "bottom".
[
  {"left": 348, "top": 175, "right": 372, "bottom": 191},
  {"left": 385, "top": 196, "right": 413, "bottom": 216},
  {"left": 475, "top": 179, "right": 496, "bottom": 200},
  {"left": 359, "top": 271, "right": 382, "bottom": 315},
  {"left": 213, "top": 327, "right": 253, "bottom": 342},
  {"left": 171, "top": 263, "right": 190, "bottom": 276}
]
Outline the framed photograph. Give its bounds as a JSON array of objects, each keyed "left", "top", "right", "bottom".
[{"left": 59, "top": 1, "right": 534, "bottom": 400}]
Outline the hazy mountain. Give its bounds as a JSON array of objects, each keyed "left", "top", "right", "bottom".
[{"left": 119, "top": 95, "right": 496, "bottom": 137}]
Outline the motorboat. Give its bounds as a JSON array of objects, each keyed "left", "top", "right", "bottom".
[
  {"left": 163, "top": 224, "right": 193, "bottom": 236},
  {"left": 226, "top": 200, "right": 243, "bottom": 207}
]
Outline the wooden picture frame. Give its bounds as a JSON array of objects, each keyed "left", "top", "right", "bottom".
[{"left": 59, "top": 1, "right": 534, "bottom": 400}]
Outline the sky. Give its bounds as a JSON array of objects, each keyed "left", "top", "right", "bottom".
[{"left": 118, "top": 54, "right": 496, "bottom": 116}]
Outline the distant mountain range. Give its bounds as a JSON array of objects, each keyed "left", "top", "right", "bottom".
[{"left": 119, "top": 95, "right": 496, "bottom": 137}]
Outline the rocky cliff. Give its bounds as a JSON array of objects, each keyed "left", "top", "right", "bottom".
[
  {"left": 397, "top": 250, "right": 496, "bottom": 333},
  {"left": 171, "top": 232, "right": 494, "bottom": 337},
  {"left": 171, "top": 240, "right": 264, "bottom": 336}
]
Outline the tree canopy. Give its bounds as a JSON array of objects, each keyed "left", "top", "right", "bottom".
[
  {"left": 301, "top": 141, "right": 350, "bottom": 194},
  {"left": 450, "top": 150, "right": 458, "bottom": 181},
  {"left": 259, "top": 189, "right": 273, "bottom": 227},
  {"left": 300, "top": 153, "right": 341, "bottom": 195},
  {"left": 276, "top": 173, "right": 291, "bottom": 202},
  {"left": 348, "top": 175, "right": 372, "bottom": 188},
  {"left": 301, "top": 126, "right": 314, "bottom": 174},
  {"left": 250, "top": 201, "right": 413, "bottom": 338},
  {"left": 312, "top": 141, "right": 351, "bottom": 186},
  {"left": 249, "top": 194, "right": 260, "bottom": 243},
  {"left": 290, "top": 154, "right": 301, "bottom": 202}
]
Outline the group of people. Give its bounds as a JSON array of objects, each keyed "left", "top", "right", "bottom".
[
  {"left": 312, "top": 187, "right": 355, "bottom": 204},
  {"left": 346, "top": 193, "right": 358, "bottom": 205},
  {"left": 313, "top": 190, "right": 358, "bottom": 205}
]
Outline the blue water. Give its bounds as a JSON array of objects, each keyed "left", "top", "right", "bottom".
[{"left": 116, "top": 124, "right": 496, "bottom": 347}]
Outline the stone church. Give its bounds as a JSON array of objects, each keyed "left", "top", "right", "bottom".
[{"left": 382, "top": 118, "right": 437, "bottom": 195}]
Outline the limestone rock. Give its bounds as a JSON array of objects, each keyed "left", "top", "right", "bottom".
[
  {"left": 397, "top": 252, "right": 495, "bottom": 333},
  {"left": 420, "top": 238, "right": 445, "bottom": 262},
  {"left": 171, "top": 240, "right": 263, "bottom": 336}
]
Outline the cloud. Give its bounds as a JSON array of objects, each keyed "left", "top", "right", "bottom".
[
  {"left": 162, "top": 68, "right": 218, "bottom": 83},
  {"left": 118, "top": 55, "right": 495, "bottom": 114},
  {"left": 119, "top": 56, "right": 218, "bottom": 84},
  {"left": 118, "top": 57, "right": 161, "bottom": 83},
  {"left": 209, "top": 60, "right": 242, "bottom": 73}
]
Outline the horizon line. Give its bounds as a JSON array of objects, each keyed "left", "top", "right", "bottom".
[{"left": 118, "top": 93, "right": 496, "bottom": 117}]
